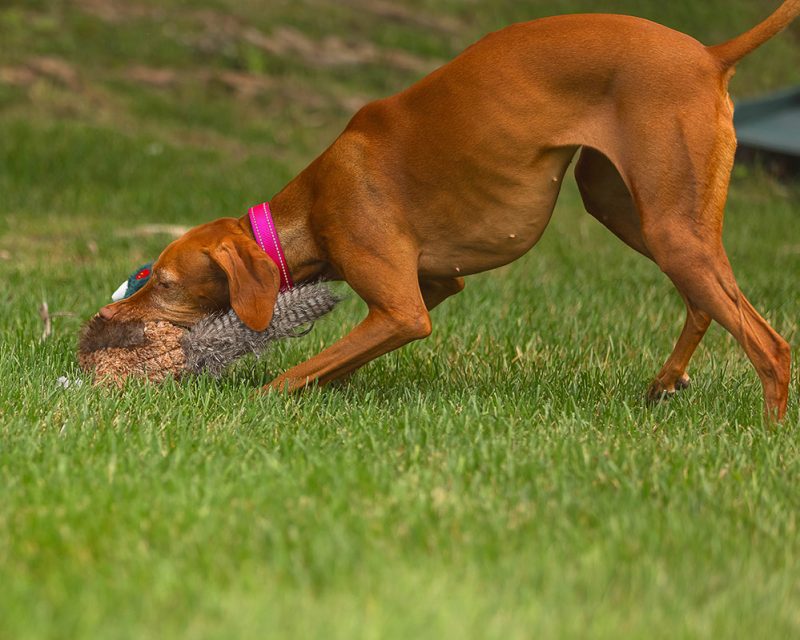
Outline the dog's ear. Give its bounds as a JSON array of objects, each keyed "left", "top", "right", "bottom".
[{"left": 209, "top": 236, "right": 280, "bottom": 331}]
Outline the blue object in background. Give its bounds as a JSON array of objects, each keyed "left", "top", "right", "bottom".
[{"left": 735, "top": 87, "right": 800, "bottom": 157}]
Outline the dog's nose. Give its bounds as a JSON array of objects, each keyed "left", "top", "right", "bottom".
[{"left": 98, "top": 304, "right": 118, "bottom": 320}]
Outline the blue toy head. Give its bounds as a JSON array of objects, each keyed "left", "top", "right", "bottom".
[{"left": 111, "top": 262, "right": 153, "bottom": 301}]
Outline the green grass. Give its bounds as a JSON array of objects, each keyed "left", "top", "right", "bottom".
[{"left": 1, "top": 1, "right": 800, "bottom": 638}]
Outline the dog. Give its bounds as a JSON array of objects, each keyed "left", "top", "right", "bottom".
[{"left": 100, "top": 1, "right": 800, "bottom": 419}]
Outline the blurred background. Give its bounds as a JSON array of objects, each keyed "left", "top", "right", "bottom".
[
  {"left": 1, "top": 0, "right": 798, "bottom": 190},
  {"left": 0, "top": 0, "right": 798, "bottom": 323}
]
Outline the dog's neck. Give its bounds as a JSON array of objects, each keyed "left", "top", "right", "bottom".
[{"left": 239, "top": 171, "right": 325, "bottom": 284}]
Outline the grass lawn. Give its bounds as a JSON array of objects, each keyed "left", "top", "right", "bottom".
[{"left": 1, "top": 1, "right": 799, "bottom": 638}]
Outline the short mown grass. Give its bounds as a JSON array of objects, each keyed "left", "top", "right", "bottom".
[{"left": 1, "top": 1, "right": 799, "bottom": 638}]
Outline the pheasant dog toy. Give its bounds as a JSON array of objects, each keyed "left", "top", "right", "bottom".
[{"left": 79, "top": 262, "right": 339, "bottom": 385}]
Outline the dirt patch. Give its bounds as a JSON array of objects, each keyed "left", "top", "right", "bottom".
[
  {"left": 344, "top": 0, "right": 466, "bottom": 34},
  {"left": 0, "top": 57, "right": 81, "bottom": 90},
  {"left": 244, "top": 26, "right": 441, "bottom": 74},
  {"left": 125, "top": 66, "right": 179, "bottom": 89},
  {"left": 75, "top": 0, "right": 162, "bottom": 23},
  {"left": 212, "top": 70, "right": 274, "bottom": 99},
  {"left": 0, "top": 66, "right": 36, "bottom": 87},
  {"left": 28, "top": 57, "right": 80, "bottom": 88},
  {"left": 122, "top": 65, "right": 276, "bottom": 100}
]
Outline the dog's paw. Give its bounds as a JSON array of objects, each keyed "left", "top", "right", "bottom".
[
  {"left": 674, "top": 372, "right": 691, "bottom": 391},
  {"left": 646, "top": 373, "right": 691, "bottom": 404}
]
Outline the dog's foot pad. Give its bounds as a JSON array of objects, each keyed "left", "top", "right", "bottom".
[{"left": 646, "top": 373, "right": 692, "bottom": 404}]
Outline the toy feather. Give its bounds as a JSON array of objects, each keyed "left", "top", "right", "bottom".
[{"left": 182, "top": 283, "right": 340, "bottom": 376}]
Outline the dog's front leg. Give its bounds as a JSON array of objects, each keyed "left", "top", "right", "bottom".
[
  {"left": 267, "top": 305, "right": 430, "bottom": 391},
  {"left": 266, "top": 239, "right": 432, "bottom": 391}
]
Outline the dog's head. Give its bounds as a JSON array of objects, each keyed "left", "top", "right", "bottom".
[{"left": 99, "top": 218, "right": 280, "bottom": 331}]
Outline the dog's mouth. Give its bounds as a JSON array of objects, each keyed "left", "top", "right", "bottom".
[
  {"left": 156, "top": 315, "right": 201, "bottom": 330},
  {"left": 110, "top": 302, "right": 212, "bottom": 330}
]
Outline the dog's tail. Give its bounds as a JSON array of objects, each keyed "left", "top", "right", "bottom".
[{"left": 708, "top": 0, "right": 800, "bottom": 68}]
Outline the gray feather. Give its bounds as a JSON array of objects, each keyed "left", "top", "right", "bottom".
[{"left": 182, "top": 283, "right": 341, "bottom": 376}]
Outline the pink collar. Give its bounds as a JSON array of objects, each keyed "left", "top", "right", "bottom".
[{"left": 248, "top": 201, "right": 294, "bottom": 291}]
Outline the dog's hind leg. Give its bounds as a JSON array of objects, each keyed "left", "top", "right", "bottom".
[
  {"left": 618, "top": 111, "right": 790, "bottom": 419},
  {"left": 575, "top": 147, "right": 711, "bottom": 400},
  {"left": 647, "top": 293, "right": 711, "bottom": 401}
]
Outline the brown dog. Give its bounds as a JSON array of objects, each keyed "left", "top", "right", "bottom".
[{"left": 100, "top": 2, "right": 800, "bottom": 419}]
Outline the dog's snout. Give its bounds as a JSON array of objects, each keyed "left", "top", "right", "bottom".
[{"left": 98, "top": 304, "right": 118, "bottom": 321}]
